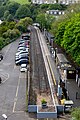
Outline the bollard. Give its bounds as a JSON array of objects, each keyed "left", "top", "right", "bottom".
[
  {"left": 76, "top": 92, "right": 78, "bottom": 99},
  {"left": 0, "top": 77, "right": 2, "bottom": 84}
]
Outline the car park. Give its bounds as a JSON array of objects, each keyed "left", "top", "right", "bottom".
[{"left": 20, "top": 64, "right": 27, "bottom": 72}]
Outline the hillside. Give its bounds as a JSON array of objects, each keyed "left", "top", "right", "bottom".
[{"left": 10, "top": 0, "right": 30, "bottom": 4}]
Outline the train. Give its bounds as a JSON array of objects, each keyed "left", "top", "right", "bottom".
[{"left": 45, "top": 31, "right": 80, "bottom": 87}]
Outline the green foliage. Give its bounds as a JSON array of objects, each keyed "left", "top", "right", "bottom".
[
  {"left": 2, "top": 29, "right": 20, "bottom": 39},
  {"left": 0, "top": 21, "right": 16, "bottom": 35},
  {"left": 53, "top": 12, "right": 80, "bottom": 65},
  {"left": 71, "top": 108, "right": 80, "bottom": 120},
  {"left": 36, "top": 13, "right": 47, "bottom": 29},
  {"left": 15, "top": 17, "right": 33, "bottom": 32},
  {"left": 15, "top": 5, "right": 31, "bottom": 19},
  {"left": 0, "top": 37, "right": 5, "bottom": 50},
  {"left": 36, "top": 13, "right": 55, "bottom": 29},
  {"left": 40, "top": 4, "right": 49, "bottom": 10},
  {"left": 6, "top": 1, "right": 20, "bottom": 15},
  {"left": 8, "top": 21, "right": 16, "bottom": 29},
  {"left": 7, "top": 14, "right": 14, "bottom": 21},
  {"left": 48, "top": 3, "right": 62, "bottom": 10},
  {"left": 45, "top": 14, "right": 55, "bottom": 30},
  {"left": 55, "top": 21, "right": 67, "bottom": 45},
  {"left": 0, "top": 0, "right": 9, "bottom": 6},
  {"left": 0, "top": 20, "right": 21, "bottom": 49},
  {"left": 41, "top": 99, "right": 47, "bottom": 104},
  {"left": 0, "top": 6, "right": 5, "bottom": 18},
  {"left": 3, "top": 10, "right": 10, "bottom": 20}
]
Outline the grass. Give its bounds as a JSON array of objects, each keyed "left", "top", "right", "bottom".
[{"left": 10, "top": 0, "right": 30, "bottom": 5}]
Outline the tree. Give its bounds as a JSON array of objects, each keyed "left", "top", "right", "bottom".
[
  {"left": 3, "top": 10, "right": 10, "bottom": 20},
  {"left": 45, "top": 14, "right": 55, "bottom": 30},
  {"left": 48, "top": 4, "right": 63, "bottom": 10},
  {"left": 7, "top": 14, "right": 14, "bottom": 21},
  {"left": 36, "top": 13, "right": 47, "bottom": 29},
  {"left": 0, "top": 6, "right": 5, "bottom": 18},
  {"left": 15, "top": 17, "right": 33, "bottom": 32},
  {"left": 6, "top": 1, "right": 20, "bottom": 16},
  {"left": 15, "top": 5, "right": 31, "bottom": 19},
  {"left": 40, "top": 4, "right": 49, "bottom": 10},
  {"left": 2, "top": 29, "right": 20, "bottom": 39}
]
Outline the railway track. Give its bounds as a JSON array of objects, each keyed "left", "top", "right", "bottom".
[{"left": 30, "top": 27, "right": 50, "bottom": 96}]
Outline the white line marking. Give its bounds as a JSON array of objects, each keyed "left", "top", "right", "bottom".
[
  {"left": 1, "top": 73, "right": 9, "bottom": 84},
  {"left": 13, "top": 77, "right": 20, "bottom": 112},
  {"left": 13, "top": 111, "right": 24, "bottom": 113}
]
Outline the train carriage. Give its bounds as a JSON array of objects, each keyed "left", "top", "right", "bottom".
[{"left": 56, "top": 53, "right": 76, "bottom": 80}]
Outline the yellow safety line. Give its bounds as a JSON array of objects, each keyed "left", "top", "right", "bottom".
[{"left": 47, "top": 56, "right": 57, "bottom": 85}]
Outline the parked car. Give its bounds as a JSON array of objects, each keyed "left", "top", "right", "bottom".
[
  {"left": 18, "top": 43, "right": 25, "bottom": 48},
  {"left": 19, "top": 41, "right": 25, "bottom": 45},
  {"left": 22, "top": 34, "right": 30, "bottom": 40},
  {"left": 16, "top": 53, "right": 29, "bottom": 59},
  {"left": 20, "top": 64, "right": 27, "bottom": 72},
  {"left": 16, "top": 59, "right": 29, "bottom": 65},
  {"left": 15, "top": 56, "right": 29, "bottom": 61},
  {"left": 16, "top": 50, "right": 29, "bottom": 56},
  {"left": 0, "top": 53, "right": 3, "bottom": 61}
]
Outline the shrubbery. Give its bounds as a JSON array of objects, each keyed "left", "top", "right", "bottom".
[{"left": 0, "top": 17, "right": 33, "bottom": 49}]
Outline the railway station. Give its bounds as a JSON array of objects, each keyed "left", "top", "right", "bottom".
[{"left": 27, "top": 26, "right": 78, "bottom": 118}]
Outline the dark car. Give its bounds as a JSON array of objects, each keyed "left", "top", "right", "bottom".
[
  {"left": 0, "top": 53, "right": 3, "bottom": 61},
  {"left": 16, "top": 59, "right": 29, "bottom": 65}
]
